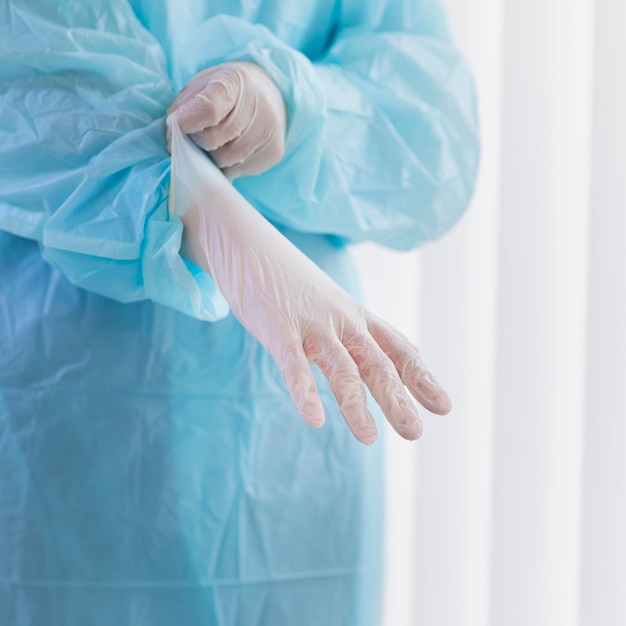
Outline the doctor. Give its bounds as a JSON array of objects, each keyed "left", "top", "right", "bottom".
[{"left": 0, "top": 0, "right": 479, "bottom": 624}]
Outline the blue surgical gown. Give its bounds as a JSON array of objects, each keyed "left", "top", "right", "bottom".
[{"left": 0, "top": 0, "right": 479, "bottom": 624}]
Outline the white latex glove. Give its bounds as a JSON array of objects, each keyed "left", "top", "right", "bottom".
[
  {"left": 167, "top": 62, "right": 286, "bottom": 180},
  {"left": 169, "top": 118, "right": 452, "bottom": 445}
]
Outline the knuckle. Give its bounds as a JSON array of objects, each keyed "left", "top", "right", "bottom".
[
  {"left": 281, "top": 337, "right": 306, "bottom": 363},
  {"left": 401, "top": 355, "right": 426, "bottom": 379},
  {"left": 332, "top": 359, "right": 360, "bottom": 383},
  {"left": 303, "top": 326, "right": 329, "bottom": 354},
  {"left": 211, "top": 68, "right": 241, "bottom": 99}
]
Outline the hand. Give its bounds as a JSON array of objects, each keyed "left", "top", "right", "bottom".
[
  {"left": 167, "top": 62, "right": 286, "bottom": 180},
  {"left": 169, "top": 120, "right": 451, "bottom": 445}
]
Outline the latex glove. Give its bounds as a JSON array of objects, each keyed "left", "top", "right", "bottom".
[
  {"left": 167, "top": 62, "right": 286, "bottom": 180},
  {"left": 169, "top": 118, "right": 451, "bottom": 445}
]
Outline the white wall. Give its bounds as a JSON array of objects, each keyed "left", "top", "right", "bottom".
[{"left": 354, "top": 0, "right": 626, "bottom": 624}]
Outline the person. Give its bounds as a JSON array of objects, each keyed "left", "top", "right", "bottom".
[{"left": 0, "top": 0, "right": 479, "bottom": 624}]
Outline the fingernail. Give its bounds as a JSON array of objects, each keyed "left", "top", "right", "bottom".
[
  {"left": 360, "top": 424, "right": 378, "bottom": 443},
  {"left": 307, "top": 415, "right": 325, "bottom": 428},
  {"left": 179, "top": 94, "right": 207, "bottom": 115},
  {"left": 422, "top": 370, "right": 444, "bottom": 391},
  {"left": 359, "top": 415, "right": 377, "bottom": 445},
  {"left": 303, "top": 401, "right": 325, "bottom": 428},
  {"left": 437, "top": 393, "right": 452, "bottom": 413},
  {"left": 397, "top": 395, "right": 419, "bottom": 425}
]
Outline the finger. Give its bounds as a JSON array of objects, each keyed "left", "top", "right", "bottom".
[
  {"left": 367, "top": 317, "right": 452, "bottom": 415},
  {"left": 168, "top": 77, "right": 208, "bottom": 115},
  {"left": 305, "top": 333, "right": 378, "bottom": 445},
  {"left": 210, "top": 125, "right": 266, "bottom": 169},
  {"left": 220, "top": 132, "right": 285, "bottom": 179},
  {"left": 174, "top": 71, "right": 240, "bottom": 135},
  {"left": 189, "top": 92, "right": 256, "bottom": 153},
  {"left": 210, "top": 115, "right": 277, "bottom": 173},
  {"left": 275, "top": 339, "right": 326, "bottom": 428},
  {"left": 346, "top": 336, "right": 423, "bottom": 441}
]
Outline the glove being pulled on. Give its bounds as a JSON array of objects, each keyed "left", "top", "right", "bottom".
[
  {"left": 169, "top": 118, "right": 451, "bottom": 445},
  {"left": 168, "top": 62, "right": 286, "bottom": 180}
]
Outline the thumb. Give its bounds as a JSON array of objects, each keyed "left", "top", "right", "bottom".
[{"left": 173, "top": 71, "right": 239, "bottom": 135}]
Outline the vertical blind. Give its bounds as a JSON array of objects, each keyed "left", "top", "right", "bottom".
[{"left": 354, "top": 0, "right": 626, "bottom": 624}]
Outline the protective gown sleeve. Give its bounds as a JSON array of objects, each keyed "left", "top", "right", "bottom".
[
  {"left": 0, "top": 0, "right": 228, "bottom": 320},
  {"left": 169, "top": 0, "right": 480, "bottom": 250}
]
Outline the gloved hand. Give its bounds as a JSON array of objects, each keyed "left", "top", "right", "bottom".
[
  {"left": 167, "top": 62, "right": 286, "bottom": 180},
  {"left": 169, "top": 118, "right": 451, "bottom": 445}
]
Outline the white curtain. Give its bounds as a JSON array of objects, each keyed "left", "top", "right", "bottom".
[{"left": 354, "top": 0, "right": 626, "bottom": 624}]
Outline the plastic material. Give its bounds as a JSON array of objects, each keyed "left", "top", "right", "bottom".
[
  {"left": 167, "top": 62, "right": 287, "bottom": 179},
  {"left": 0, "top": 0, "right": 479, "bottom": 625},
  {"left": 170, "top": 119, "right": 451, "bottom": 444}
]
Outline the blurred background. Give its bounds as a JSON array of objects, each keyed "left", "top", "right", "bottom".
[{"left": 353, "top": 0, "right": 626, "bottom": 624}]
